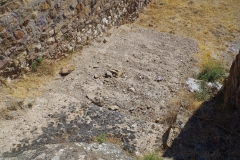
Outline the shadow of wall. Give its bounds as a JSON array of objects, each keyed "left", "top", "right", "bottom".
[{"left": 163, "top": 94, "right": 240, "bottom": 160}]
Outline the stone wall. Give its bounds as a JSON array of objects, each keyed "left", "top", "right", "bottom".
[
  {"left": 224, "top": 50, "right": 240, "bottom": 110},
  {"left": 0, "top": 0, "right": 150, "bottom": 77}
]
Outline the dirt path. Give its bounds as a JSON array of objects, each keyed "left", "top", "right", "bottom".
[
  {"left": 0, "top": 25, "right": 198, "bottom": 157},
  {"left": 1, "top": 0, "right": 240, "bottom": 159}
]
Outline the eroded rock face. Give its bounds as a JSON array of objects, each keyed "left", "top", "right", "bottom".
[{"left": 224, "top": 50, "right": 240, "bottom": 110}]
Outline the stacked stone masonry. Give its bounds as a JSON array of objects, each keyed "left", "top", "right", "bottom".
[
  {"left": 224, "top": 50, "right": 240, "bottom": 110},
  {"left": 0, "top": 0, "right": 150, "bottom": 77}
]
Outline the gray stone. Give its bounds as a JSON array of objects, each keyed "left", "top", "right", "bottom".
[
  {"left": 105, "top": 71, "right": 113, "bottom": 78},
  {"left": 87, "top": 93, "right": 104, "bottom": 107},
  {"left": 207, "top": 82, "right": 222, "bottom": 91},
  {"left": 186, "top": 78, "right": 201, "bottom": 92},
  {"left": 157, "top": 76, "right": 163, "bottom": 82}
]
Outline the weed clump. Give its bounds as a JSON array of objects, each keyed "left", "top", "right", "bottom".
[
  {"left": 192, "top": 59, "right": 225, "bottom": 102},
  {"left": 31, "top": 57, "right": 43, "bottom": 72},
  {"left": 192, "top": 81, "right": 210, "bottom": 101},
  {"left": 197, "top": 59, "right": 225, "bottom": 82},
  {"left": 96, "top": 133, "right": 107, "bottom": 144}
]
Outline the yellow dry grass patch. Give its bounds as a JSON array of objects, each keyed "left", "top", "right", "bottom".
[
  {"left": 1, "top": 57, "right": 72, "bottom": 98},
  {"left": 136, "top": 0, "right": 240, "bottom": 66},
  {"left": 136, "top": 0, "right": 240, "bottom": 110}
]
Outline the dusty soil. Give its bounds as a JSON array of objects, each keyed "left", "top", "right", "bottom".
[
  {"left": 0, "top": 25, "right": 198, "bottom": 157},
  {"left": 1, "top": 0, "right": 240, "bottom": 159}
]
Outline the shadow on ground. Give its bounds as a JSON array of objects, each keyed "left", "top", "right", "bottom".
[
  {"left": 2, "top": 102, "right": 167, "bottom": 159},
  {"left": 164, "top": 95, "right": 240, "bottom": 160}
]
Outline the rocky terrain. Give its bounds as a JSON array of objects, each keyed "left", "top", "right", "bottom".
[
  {"left": 1, "top": 0, "right": 240, "bottom": 159},
  {"left": 0, "top": 24, "right": 198, "bottom": 159}
]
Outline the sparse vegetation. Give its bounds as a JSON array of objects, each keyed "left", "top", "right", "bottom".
[
  {"left": 31, "top": 56, "right": 43, "bottom": 72},
  {"left": 137, "top": 153, "right": 162, "bottom": 160},
  {"left": 192, "top": 81, "right": 210, "bottom": 101},
  {"left": 96, "top": 133, "right": 107, "bottom": 144},
  {"left": 196, "top": 59, "right": 225, "bottom": 82},
  {"left": 95, "top": 133, "right": 121, "bottom": 145}
]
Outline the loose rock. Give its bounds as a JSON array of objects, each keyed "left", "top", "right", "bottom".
[
  {"left": 186, "top": 78, "right": 201, "bottom": 92},
  {"left": 128, "top": 87, "right": 136, "bottom": 92},
  {"left": 157, "top": 76, "right": 163, "bottom": 82},
  {"left": 94, "top": 74, "right": 99, "bottom": 79},
  {"left": 59, "top": 64, "right": 75, "bottom": 76},
  {"left": 108, "top": 105, "right": 119, "bottom": 111},
  {"left": 103, "top": 39, "right": 107, "bottom": 43},
  {"left": 108, "top": 69, "right": 123, "bottom": 78},
  {"left": 105, "top": 71, "right": 113, "bottom": 78},
  {"left": 87, "top": 93, "right": 104, "bottom": 107}
]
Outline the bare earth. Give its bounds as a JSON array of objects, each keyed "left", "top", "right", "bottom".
[{"left": 0, "top": 24, "right": 198, "bottom": 157}]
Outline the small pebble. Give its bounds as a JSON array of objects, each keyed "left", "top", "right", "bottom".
[
  {"left": 105, "top": 71, "right": 112, "bottom": 78},
  {"left": 94, "top": 74, "right": 99, "bottom": 79},
  {"left": 157, "top": 76, "right": 162, "bottom": 82},
  {"left": 128, "top": 87, "right": 135, "bottom": 92}
]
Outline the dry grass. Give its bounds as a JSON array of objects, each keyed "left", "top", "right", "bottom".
[
  {"left": 173, "top": 90, "right": 205, "bottom": 112},
  {"left": 136, "top": 0, "right": 240, "bottom": 111},
  {"left": 105, "top": 134, "right": 121, "bottom": 145},
  {"left": 94, "top": 133, "right": 121, "bottom": 146},
  {"left": 1, "top": 57, "right": 73, "bottom": 98},
  {"left": 136, "top": 0, "right": 240, "bottom": 66}
]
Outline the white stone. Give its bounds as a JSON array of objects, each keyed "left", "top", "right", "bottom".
[
  {"left": 108, "top": 105, "right": 119, "bottom": 111},
  {"left": 186, "top": 78, "right": 201, "bottom": 92},
  {"left": 102, "top": 17, "right": 108, "bottom": 24},
  {"left": 207, "top": 82, "right": 223, "bottom": 90}
]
